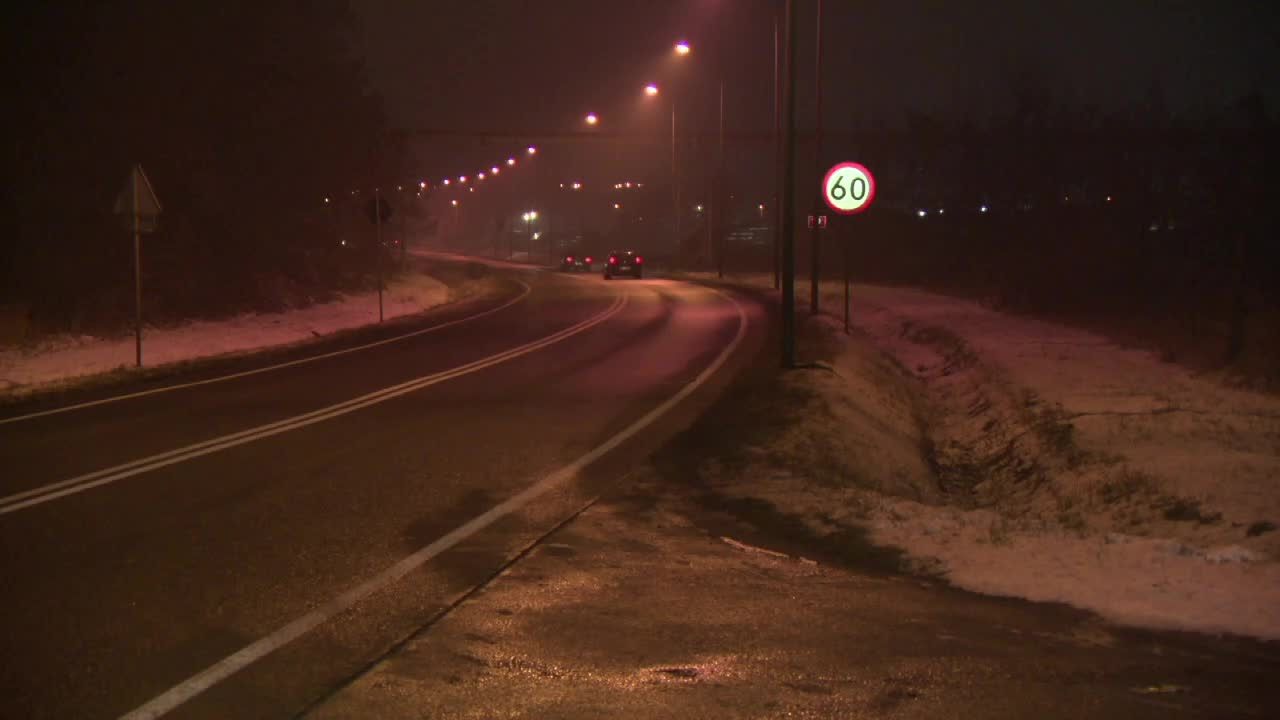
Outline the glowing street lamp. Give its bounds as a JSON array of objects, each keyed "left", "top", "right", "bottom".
[
  {"left": 442, "top": 178, "right": 450, "bottom": 186},
  {"left": 491, "top": 166, "right": 500, "bottom": 174},
  {"left": 674, "top": 41, "right": 691, "bottom": 56},
  {"left": 644, "top": 83, "right": 659, "bottom": 97},
  {"left": 477, "top": 172, "right": 486, "bottom": 180},
  {"left": 507, "top": 157, "right": 516, "bottom": 166},
  {"left": 419, "top": 181, "right": 426, "bottom": 190},
  {"left": 451, "top": 199, "right": 459, "bottom": 207},
  {"left": 459, "top": 175, "right": 468, "bottom": 184},
  {"left": 584, "top": 113, "right": 599, "bottom": 126},
  {"left": 527, "top": 146, "right": 537, "bottom": 155}
]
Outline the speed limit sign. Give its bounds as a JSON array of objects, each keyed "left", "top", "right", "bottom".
[{"left": 822, "top": 162, "right": 875, "bottom": 215}]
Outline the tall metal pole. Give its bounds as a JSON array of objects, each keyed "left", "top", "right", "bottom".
[
  {"left": 772, "top": 10, "right": 782, "bottom": 290},
  {"left": 375, "top": 188, "right": 384, "bottom": 323},
  {"left": 780, "top": 0, "right": 799, "bottom": 368},
  {"left": 809, "top": 0, "right": 824, "bottom": 315},
  {"left": 672, "top": 101, "right": 680, "bottom": 263},
  {"left": 716, "top": 78, "right": 725, "bottom": 279},
  {"left": 132, "top": 167, "right": 143, "bottom": 367}
]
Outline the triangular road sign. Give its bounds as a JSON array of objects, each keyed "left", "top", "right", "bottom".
[{"left": 114, "top": 164, "right": 162, "bottom": 217}]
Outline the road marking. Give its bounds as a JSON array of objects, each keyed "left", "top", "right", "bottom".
[
  {"left": 119, "top": 286, "right": 749, "bottom": 720},
  {"left": 0, "top": 292, "right": 626, "bottom": 516},
  {"left": 0, "top": 280, "right": 533, "bottom": 426}
]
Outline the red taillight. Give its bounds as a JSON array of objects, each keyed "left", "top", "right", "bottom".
[
  {"left": 585, "top": 256, "right": 593, "bottom": 263},
  {"left": 565, "top": 255, "right": 574, "bottom": 262},
  {"left": 609, "top": 256, "right": 618, "bottom": 265},
  {"left": 635, "top": 255, "right": 643, "bottom": 264}
]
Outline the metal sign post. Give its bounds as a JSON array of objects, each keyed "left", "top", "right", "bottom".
[
  {"left": 821, "top": 162, "right": 876, "bottom": 336},
  {"left": 375, "top": 189, "right": 384, "bottom": 323},
  {"left": 114, "top": 164, "right": 162, "bottom": 367}
]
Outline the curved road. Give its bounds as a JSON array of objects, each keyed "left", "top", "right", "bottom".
[{"left": 0, "top": 265, "right": 766, "bottom": 719}]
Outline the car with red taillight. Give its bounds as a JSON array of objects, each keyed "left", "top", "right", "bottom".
[
  {"left": 559, "top": 253, "right": 594, "bottom": 272},
  {"left": 603, "top": 250, "right": 643, "bottom": 279}
]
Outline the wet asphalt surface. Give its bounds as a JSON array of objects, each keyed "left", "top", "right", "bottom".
[
  {"left": 308, "top": 470, "right": 1280, "bottom": 719},
  {"left": 0, "top": 264, "right": 760, "bottom": 719},
  {"left": 3, "top": 261, "right": 1278, "bottom": 719}
]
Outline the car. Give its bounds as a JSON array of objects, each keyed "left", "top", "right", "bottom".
[
  {"left": 559, "top": 253, "right": 594, "bottom": 272},
  {"left": 603, "top": 250, "right": 643, "bottom": 279}
]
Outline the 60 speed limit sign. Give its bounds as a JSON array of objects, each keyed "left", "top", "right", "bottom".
[{"left": 822, "top": 162, "right": 876, "bottom": 215}]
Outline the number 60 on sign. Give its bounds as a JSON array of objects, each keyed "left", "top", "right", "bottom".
[{"left": 822, "top": 162, "right": 876, "bottom": 215}]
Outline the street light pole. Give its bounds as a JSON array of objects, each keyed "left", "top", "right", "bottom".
[
  {"left": 672, "top": 100, "right": 680, "bottom": 263},
  {"left": 773, "top": 9, "right": 782, "bottom": 290},
  {"left": 809, "top": 0, "right": 824, "bottom": 316},
  {"left": 716, "top": 78, "right": 725, "bottom": 279},
  {"left": 781, "top": 0, "right": 799, "bottom": 368}
]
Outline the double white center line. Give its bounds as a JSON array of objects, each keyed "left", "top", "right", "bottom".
[{"left": 0, "top": 292, "right": 627, "bottom": 516}]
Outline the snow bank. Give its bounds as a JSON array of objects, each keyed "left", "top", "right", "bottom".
[
  {"left": 697, "top": 274, "right": 1280, "bottom": 640},
  {"left": 0, "top": 270, "right": 449, "bottom": 395}
]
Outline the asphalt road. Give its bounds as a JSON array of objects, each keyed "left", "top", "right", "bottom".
[{"left": 0, "top": 265, "right": 765, "bottom": 719}]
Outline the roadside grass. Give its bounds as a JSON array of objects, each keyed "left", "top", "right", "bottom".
[{"left": 649, "top": 314, "right": 908, "bottom": 575}]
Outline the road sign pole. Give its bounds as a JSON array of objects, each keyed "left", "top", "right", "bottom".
[
  {"left": 780, "top": 0, "right": 798, "bottom": 369},
  {"left": 843, "top": 233, "right": 850, "bottom": 334},
  {"left": 132, "top": 167, "right": 143, "bottom": 367},
  {"left": 375, "top": 188, "right": 384, "bottom": 323}
]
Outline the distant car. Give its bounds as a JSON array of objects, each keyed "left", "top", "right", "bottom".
[
  {"left": 559, "top": 253, "right": 594, "bottom": 272},
  {"left": 603, "top": 250, "right": 643, "bottom": 279}
]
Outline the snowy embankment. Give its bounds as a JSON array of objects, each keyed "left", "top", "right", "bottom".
[
  {"left": 0, "top": 270, "right": 449, "bottom": 396},
  {"left": 842, "top": 285, "right": 1280, "bottom": 639},
  {"left": 699, "top": 273, "right": 1280, "bottom": 640}
]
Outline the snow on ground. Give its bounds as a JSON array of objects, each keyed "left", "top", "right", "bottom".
[
  {"left": 0, "top": 270, "right": 449, "bottom": 396},
  {"left": 692, "top": 272, "right": 1280, "bottom": 640}
]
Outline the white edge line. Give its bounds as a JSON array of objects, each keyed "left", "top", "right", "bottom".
[
  {"left": 0, "top": 280, "right": 534, "bottom": 426},
  {"left": 119, "top": 286, "right": 749, "bottom": 720},
  {"left": 0, "top": 292, "right": 626, "bottom": 515}
]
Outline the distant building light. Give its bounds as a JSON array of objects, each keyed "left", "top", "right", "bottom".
[
  {"left": 938, "top": 208, "right": 945, "bottom": 215},
  {"left": 1106, "top": 195, "right": 1113, "bottom": 203},
  {"left": 324, "top": 197, "right": 330, "bottom": 204},
  {"left": 613, "top": 203, "right": 621, "bottom": 209},
  {"left": 979, "top": 205, "right": 989, "bottom": 213},
  {"left": 916, "top": 209, "right": 927, "bottom": 218}
]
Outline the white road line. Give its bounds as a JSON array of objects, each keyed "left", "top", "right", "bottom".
[
  {"left": 119, "top": 286, "right": 749, "bottom": 720},
  {"left": 0, "top": 293, "right": 627, "bottom": 516},
  {"left": 0, "top": 280, "right": 533, "bottom": 426}
]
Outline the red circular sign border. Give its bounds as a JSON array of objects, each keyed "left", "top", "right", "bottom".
[{"left": 822, "top": 162, "right": 876, "bottom": 216}]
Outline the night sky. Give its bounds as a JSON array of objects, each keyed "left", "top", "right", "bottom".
[
  {"left": 355, "top": 1, "right": 1277, "bottom": 130},
  {"left": 352, "top": 0, "right": 1278, "bottom": 199}
]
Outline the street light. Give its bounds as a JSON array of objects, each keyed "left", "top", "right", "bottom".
[
  {"left": 507, "top": 157, "right": 516, "bottom": 166},
  {"left": 491, "top": 166, "right": 500, "bottom": 175},
  {"left": 526, "top": 146, "right": 537, "bottom": 155},
  {"left": 584, "top": 113, "right": 599, "bottom": 126},
  {"left": 644, "top": 83, "right": 659, "bottom": 96},
  {"left": 674, "top": 41, "right": 691, "bottom": 56}
]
